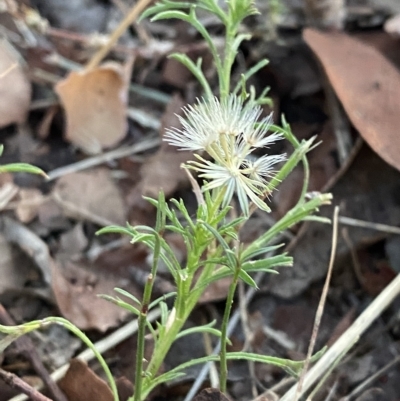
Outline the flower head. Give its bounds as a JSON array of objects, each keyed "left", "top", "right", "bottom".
[{"left": 164, "top": 95, "right": 285, "bottom": 215}]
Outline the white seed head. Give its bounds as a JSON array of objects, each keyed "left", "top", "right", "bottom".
[{"left": 164, "top": 94, "right": 285, "bottom": 214}]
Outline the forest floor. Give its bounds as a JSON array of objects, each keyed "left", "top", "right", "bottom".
[{"left": 0, "top": 0, "right": 400, "bottom": 400}]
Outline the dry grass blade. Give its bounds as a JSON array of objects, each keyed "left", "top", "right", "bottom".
[
  {"left": 280, "top": 273, "right": 400, "bottom": 400},
  {"left": 294, "top": 206, "right": 339, "bottom": 401},
  {"left": 85, "top": 0, "right": 153, "bottom": 70}
]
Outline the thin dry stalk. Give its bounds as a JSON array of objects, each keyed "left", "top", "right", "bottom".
[
  {"left": 0, "top": 369, "right": 52, "bottom": 401},
  {"left": 280, "top": 272, "right": 400, "bottom": 401},
  {"left": 85, "top": 0, "right": 153, "bottom": 70},
  {"left": 46, "top": 137, "right": 160, "bottom": 181},
  {"left": 294, "top": 206, "right": 339, "bottom": 401},
  {"left": 339, "top": 216, "right": 400, "bottom": 236}
]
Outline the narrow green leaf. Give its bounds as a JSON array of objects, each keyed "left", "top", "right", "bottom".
[
  {"left": 98, "top": 295, "right": 140, "bottom": 316},
  {"left": 238, "top": 269, "right": 257, "bottom": 288},
  {"left": 113, "top": 288, "right": 141, "bottom": 305},
  {"left": 149, "top": 292, "right": 177, "bottom": 310},
  {"left": 199, "top": 221, "right": 237, "bottom": 268},
  {"left": 242, "top": 244, "right": 284, "bottom": 261},
  {"left": 0, "top": 163, "right": 47, "bottom": 177},
  {"left": 241, "top": 255, "right": 293, "bottom": 271},
  {"left": 96, "top": 225, "right": 133, "bottom": 237}
]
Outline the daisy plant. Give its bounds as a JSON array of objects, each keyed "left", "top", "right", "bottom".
[
  {"left": 98, "top": 1, "right": 331, "bottom": 399},
  {"left": 0, "top": 1, "right": 331, "bottom": 401}
]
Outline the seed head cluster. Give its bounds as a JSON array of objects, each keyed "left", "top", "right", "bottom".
[{"left": 164, "top": 95, "right": 285, "bottom": 215}]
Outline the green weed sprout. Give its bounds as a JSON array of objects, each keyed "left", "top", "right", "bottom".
[
  {"left": 0, "top": 145, "right": 47, "bottom": 176},
  {"left": 0, "top": 1, "right": 332, "bottom": 401}
]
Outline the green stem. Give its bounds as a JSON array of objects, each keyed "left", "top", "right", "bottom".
[
  {"left": 220, "top": 25, "right": 236, "bottom": 99},
  {"left": 141, "top": 293, "right": 189, "bottom": 392},
  {"left": 141, "top": 252, "right": 218, "bottom": 400},
  {"left": 8, "top": 318, "right": 120, "bottom": 401},
  {"left": 243, "top": 194, "right": 332, "bottom": 260},
  {"left": 54, "top": 318, "right": 119, "bottom": 401},
  {"left": 132, "top": 236, "right": 161, "bottom": 401},
  {"left": 219, "top": 259, "right": 241, "bottom": 392}
]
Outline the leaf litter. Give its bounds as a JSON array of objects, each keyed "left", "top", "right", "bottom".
[{"left": 0, "top": 0, "right": 400, "bottom": 400}]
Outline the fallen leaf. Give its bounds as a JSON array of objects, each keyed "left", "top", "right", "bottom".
[
  {"left": 0, "top": 182, "right": 19, "bottom": 211},
  {"left": 115, "top": 377, "right": 134, "bottom": 401},
  {"left": 0, "top": 216, "right": 52, "bottom": 284},
  {"left": 59, "top": 223, "right": 88, "bottom": 255},
  {"left": 15, "top": 188, "right": 45, "bottom": 223},
  {"left": 50, "top": 259, "right": 131, "bottom": 331},
  {"left": 0, "top": 40, "right": 31, "bottom": 127},
  {"left": 55, "top": 62, "right": 131, "bottom": 154},
  {"left": 59, "top": 359, "right": 113, "bottom": 401},
  {"left": 0, "top": 234, "right": 32, "bottom": 295},
  {"left": 303, "top": 28, "right": 400, "bottom": 171},
  {"left": 53, "top": 168, "right": 127, "bottom": 226},
  {"left": 38, "top": 198, "right": 70, "bottom": 230}
]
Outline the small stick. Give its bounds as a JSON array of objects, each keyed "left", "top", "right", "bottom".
[
  {"left": 85, "top": 0, "right": 153, "bottom": 70},
  {"left": 294, "top": 206, "right": 339, "bottom": 401},
  {"left": 46, "top": 137, "right": 160, "bottom": 181},
  {"left": 339, "top": 216, "right": 400, "bottom": 236},
  {"left": 0, "top": 368, "right": 52, "bottom": 401}
]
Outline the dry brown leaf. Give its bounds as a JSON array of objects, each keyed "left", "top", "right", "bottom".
[
  {"left": 303, "top": 28, "right": 400, "bottom": 171},
  {"left": 38, "top": 198, "right": 70, "bottom": 230},
  {"left": 0, "top": 40, "right": 31, "bottom": 127},
  {"left": 0, "top": 182, "right": 19, "bottom": 211},
  {"left": 0, "top": 216, "right": 52, "bottom": 284},
  {"left": 59, "top": 223, "right": 88, "bottom": 255},
  {"left": 0, "top": 234, "right": 32, "bottom": 295},
  {"left": 59, "top": 359, "right": 113, "bottom": 401},
  {"left": 116, "top": 377, "right": 134, "bottom": 401},
  {"left": 53, "top": 168, "right": 127, "bottom": 226},
  {"left": 50, "top": 259, "right": 130, "bottom": 331},
  {"left": 15, "top": 188, "right": 45, "bottom": 223},
  {"left": 55, "top": 62, "right": 131, "bottom": 154}
]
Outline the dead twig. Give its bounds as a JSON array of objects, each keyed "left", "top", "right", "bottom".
[
  {"left": 339, "top": 216, "right": 400, "bottom": 236},
  {"left": 294, "top": 206, "right": 339, "bottom": 401},
  {"left": 0, "top": 368, "right": 52, "bottom": 401},
  {"left": 85, "top": 0, "right": 153, "bottom": 70},
  {"left": 46, "top": 137, "right": 160, "bottom": 181}
]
